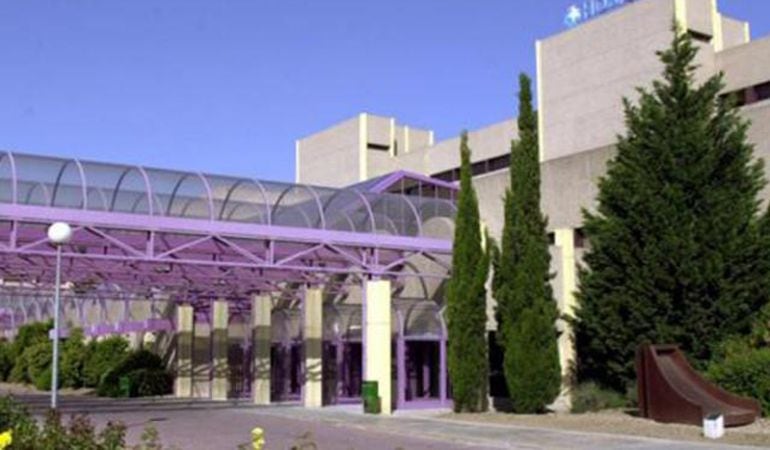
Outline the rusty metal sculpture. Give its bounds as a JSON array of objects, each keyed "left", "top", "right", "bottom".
[{"left": 636, "top": 344, "right": 760, "bottom": 426}]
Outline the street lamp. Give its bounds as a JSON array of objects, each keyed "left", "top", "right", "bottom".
[{"left": 47, "top": 222, "right": 72, "bottom": 410}]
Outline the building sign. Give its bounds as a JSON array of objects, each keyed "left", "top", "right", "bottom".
[{"left": 564, "top": 0, "right": 637, "bottom": 28}]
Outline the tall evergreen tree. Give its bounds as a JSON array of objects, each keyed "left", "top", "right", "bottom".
[
  {"left": 494, "top": 74, "right": 561, "bottom": 413},
  {"left": 446, "top": 131, "right": 491, "bottom": 413},
  {"left": 575, "top": 29, "right": 770, "bottom": 392}
]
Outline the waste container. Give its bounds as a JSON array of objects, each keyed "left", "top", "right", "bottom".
[
  {"left": 362, "top": 380, "right": 381, "bottom": 414},
  {"left": 119, "top": 375, "right": 132, "bottom": 398}
]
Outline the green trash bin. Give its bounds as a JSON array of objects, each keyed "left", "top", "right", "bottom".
[
  {"left": 119, "top": 375, "right": 132, "bottom": 398},
  {"left": 361, "top": 380, "right": 381, "bottom": 414}
]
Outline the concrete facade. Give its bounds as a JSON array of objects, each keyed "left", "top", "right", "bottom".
[{"left": 296, "top": 0, "right": 770, "bottom": 398}]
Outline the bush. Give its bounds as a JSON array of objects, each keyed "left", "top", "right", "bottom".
[
  {"left": 571, "top": 382, "right": 627, "bottom": 413},
  {"left": 0, "top": 395, "right": 127, "bottom": 449},
  {"left": 12, "top": 341, "right": 52, "bottom": 388},
  {"left": 707, "top": 348, "right": 770, "bottom": 416},
  {"left": 83, "top": 336, "right": 129, "bottom": 388},
  {"left": 60, "top": 328, "right": 88, "bottom": 389},
  {"left": 9, "top": 323, "right": 52, "bottom": 384},
  {"left": 97, "top": 349, "right": 166, "bottom": 397},
  {"left": 124, "top": 368, "right": 174, "bottom": 397},
  {"left": 0, "top": 341, "right": 12, "bottom": 381}
]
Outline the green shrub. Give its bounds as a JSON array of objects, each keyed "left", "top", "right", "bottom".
[
  {"left": 11, "top": 341, "right": 52, "bottom": 387},
  {"left": 124, "top": 368, "right": 173, "bottom": 397},
  {"left": 97, "top": 349, "right": 165, "bottom": 397},
  {"left": 11, "top": 321, "right": 52, "bottom": 360},
  {"left": 60, "top": 328, "right": 88, "bottom": 389},
  {"left": 9, "top": 323, "right": 53, "bottom": 384},
  {"left": 0, "top": 340, "right": 12, "bottom": 381},
  {"left": 83, "top": 336, "right": 129, "bottom": 387},
  {"left": 0, "top": 395, "right": 127, "bottom": 449},
  {"left": 571, "top": 382, "right": 627, "bottom": 413},
  {"left": 707, "top": 348, "right": 770, "bottom": 416}
]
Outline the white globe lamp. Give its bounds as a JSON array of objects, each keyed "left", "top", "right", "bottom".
[
  {"left": 46, "top": 221, "right": 72, "bottom": 410},
  {"left": 47, "top": 222, "right": 73, "bottom": 245}
]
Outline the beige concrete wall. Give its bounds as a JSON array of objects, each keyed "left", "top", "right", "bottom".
[
  {"left": 422, "top": 119, "right": 517, "bottom": 176},
  {"left": 297, "top": 117, "right": 361, "bottom": 187},
  {"left": 717, "top": 36, "right": 770, "bottom": 91},
  {"left": 744, "top": 103, "right": 770, "bottom": 204},
  {"left": 539, "top": 0, "right": 675, "bottom": 161},
  {"left": 721, "top": 16, "right": 750, "bottom": 50}
]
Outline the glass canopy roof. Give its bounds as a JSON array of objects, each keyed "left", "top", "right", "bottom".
[{"left": 0, "top": 152, "right": 456, "bottom": 237}]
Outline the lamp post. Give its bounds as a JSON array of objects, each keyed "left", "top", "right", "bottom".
[{"left": 47, "top": 222, "right": 72, "bottom": 410}]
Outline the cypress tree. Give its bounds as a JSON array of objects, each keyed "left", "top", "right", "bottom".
[
  {"left": 575, "top": 29, "right": 770, "bottom": 392},
  {"left": 494, "top": 74, "right": 561, "bottom": 413},
  {"left": 446, "top": 131, "right": 490, "bottom": 413}
]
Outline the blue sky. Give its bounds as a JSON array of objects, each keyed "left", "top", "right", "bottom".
[{"left": 1, "top": 1, "right": 768, "bottom": 182}]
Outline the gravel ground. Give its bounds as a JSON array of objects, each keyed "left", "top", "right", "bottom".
[{"left": 445, "top": 409, "right": 770, "bottom": 447}]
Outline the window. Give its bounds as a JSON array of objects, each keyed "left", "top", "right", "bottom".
[
  {"left": 367, "top": 142, "right": 390, "bottom": 151},
  {"left": 431, "top": 153, "right": 511, "bottom": 182},
  {"left": 721, "top": 80, "right": 770, "bottom": 108},
  {"left": 687, "top": 29, "right": 713, "bottom": 43}
]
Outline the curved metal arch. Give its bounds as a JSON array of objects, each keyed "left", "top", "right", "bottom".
[
  {"left": 395, "top": 307, "right": 405, "bottom": 337},
  {"left": 0, "top": 151, "right": 18, "bottom": 204},
  {"left": 400, "top": 195, "right": 423, "bottom": 236},
  {"left": 50, "top": 159, "right": 88, "bottom": 209},
  {"left": 404, "top": 300, "right": 443, "bottom": 338},
  {"left": 225, "top": 202, "right": 267, "bottom": 222},
  {"left": 371, "top": 212, "right": 401, "bottom": 236},
  {"left": 271, "top": 184, "right": 326, "bottom": 229},
  {"left": 196, "top": 172, "right": 215, "bottom": 221},
  {"left": 88, "top": 186, "right": 110, "bottom": 211},
  {"left": 417, "top": 198, "right": 459, "bottom": 220},
  {"left": 217, "top": 178, "right": 270, "bottom": 223},
  {"left": 318, "top": 189, "right": 376, "bottom": 233},
  {"left": 135, "top": 166, "right": 155, "bottom": 216},
  {"left": 110, "top": 166, "right": 151, "bottom": 213},
  {"left": 179, "top": 196, "right": 210, "bottom": 218},
  {"left": 362, "top": 194, "right": 422, "bottom": 236},
  {"left": 323, "top": 303, "right": 343, "bottom": 340},
  {"left": 399, "top": 260, "right": 431, "bottom": 301},
  {"left": 74, "top": 159, "right": 88, "bottom": 209},
  {"left": 23, "top": 181, "right": 52, "bottom": 206}
]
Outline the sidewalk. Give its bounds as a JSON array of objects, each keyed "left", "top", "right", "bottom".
[{"left": 257, "top": 406, "right": 765, "bottom": 450}]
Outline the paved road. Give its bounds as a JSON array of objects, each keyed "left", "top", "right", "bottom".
[{"left": 6, "top": 395, "right": 762, "bottom": 449}]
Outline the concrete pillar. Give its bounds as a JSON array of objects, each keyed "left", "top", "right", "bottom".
[
  {"left": 211, "top": 300, "right": 229, "bottom": 401},
  {"left": 251, "top": 294, "right": 271, "bottom": 405},
  {"left": 554, "top": 229, "right": 578, "bottom": 404},
  {"left": 303, "top": 287, "right": 323, "bottom": 408},
  {"left": 174, "top": 304, "right": 194, "bottom": 398},
  {"left": 364, "top": 279, "right": 392, "bottom": 415}
]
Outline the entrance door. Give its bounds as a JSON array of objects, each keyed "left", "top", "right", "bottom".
[{"left": 406, "top": 341, "right": 440, "bottom": 400}]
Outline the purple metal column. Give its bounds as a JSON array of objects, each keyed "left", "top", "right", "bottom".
[
  {"left": 422, "top": 355, "right": 430, "bottom": 398},
  {"left": 361, "top": 279, "right": 367, "bottom": 381},
  {"left": 439, "top": 337, "right": 448, "bottom": 405},
  {"left": 335, "top": 336, "right": 344, "bottom": 399},
  {"left": 396, "top": 332, "right": 406, "bottom": 408}
]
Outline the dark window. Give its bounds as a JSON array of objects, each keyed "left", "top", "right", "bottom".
[
  {"left": 430, "top": 153, "right": 510, "bottom": 181},
  {"left": 574, "top": 228, "right": 586, "bottom": 249},
  {"left": 488, "top": 154, "right": 511, "bottom": 172},
  {"left": 547, "top": 232, "right": 555, "bottom": 245},
  {"left": 687, "top": 29, "right": 713, "bottom": 43},
  {"left": 721, "top": 80, "right": 770, "bottom": 108},
  {"left": 756, "top": 81, "right": 770, "bottom": 102},
  {"left": 367, "top": 142, "right": 390, "bottom": 151}
]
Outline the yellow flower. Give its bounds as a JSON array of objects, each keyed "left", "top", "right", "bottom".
[
  {"left": 251, "top": 427, "right": 265, "bottom": 450},
  {"left": 0, "top": 430, "right": 13, "bottom": 450}
]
